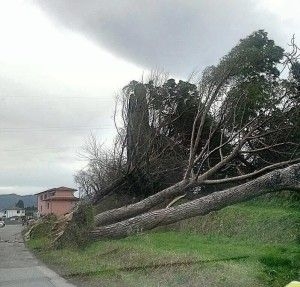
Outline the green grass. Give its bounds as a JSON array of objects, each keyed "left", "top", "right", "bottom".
[{"left": 27, "top": 193, "right": 300, "bottom": 287}]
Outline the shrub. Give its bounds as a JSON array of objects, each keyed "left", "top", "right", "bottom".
[
  {"left": 30, "top": 215, "right": 56, "bottom": 239},
  {"left": 57, "top": 203, "right": 94, "bottom": 249}
]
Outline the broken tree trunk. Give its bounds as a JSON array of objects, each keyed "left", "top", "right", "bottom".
[
  {"left": 94, "top": 179, "right": 190, "bottom": 226},
  {"left": 127, "top": 83, "right": 150, "bottom": 170},
  {"left": 93, "top": 161, "right": 298, "bottom": 227},
  {"left": 91, "top": 163, "right": 300, "bottom": 240}
]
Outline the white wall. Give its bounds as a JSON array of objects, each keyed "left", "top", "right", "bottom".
[{"left": 4, "top": 209, "right": 25, "bottom": 218}]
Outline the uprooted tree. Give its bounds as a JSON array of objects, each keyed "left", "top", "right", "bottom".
[{"left": 74, "top": 30, "right": 300, "bottom": 241}]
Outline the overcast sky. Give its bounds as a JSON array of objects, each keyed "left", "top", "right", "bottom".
[{"left": 0, "top": 1, "right": 299, "bottom": 196}]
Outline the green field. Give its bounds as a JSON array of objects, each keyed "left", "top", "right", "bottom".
[{"left": 27, "top": 193, "right": 300, "bottom": 287}]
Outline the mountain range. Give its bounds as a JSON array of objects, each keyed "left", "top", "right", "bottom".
[{"left": 0, "top": 194, "right": 37, "bottom": 210}]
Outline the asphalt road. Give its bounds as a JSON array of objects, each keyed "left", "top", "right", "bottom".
[{"left": 0, "top": 224, "right": 76, "bottom": 287}]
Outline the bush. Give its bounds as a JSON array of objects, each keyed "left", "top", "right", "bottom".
[
  {"left": 57, "top": 203, "right": 94, "bottom": 249},
  {"left": 30, "top": 215, "right": 56, "bottom": 239}
]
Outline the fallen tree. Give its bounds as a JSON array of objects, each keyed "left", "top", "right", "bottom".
[
  {"left": 74, "top": 31, "right": 300, "bottom": 241},
  {"left": 93, "top": 31, "right": 300, "bottom": 228},
  {"left": 94, "top": 159, "right": 300, "bottom": 227},
  {"left": 91, "top": 163, "right": 300, "bottom": 240}
]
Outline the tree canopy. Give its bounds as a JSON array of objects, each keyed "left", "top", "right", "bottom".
[
  {"left": 75, "top": 30, "right": 300, "bottom": 205},
  {"left": 15, "top": 200, "right": 24, "bottom": 209}
]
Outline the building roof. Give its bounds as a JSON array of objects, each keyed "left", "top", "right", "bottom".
[
  {"left": 44, "top": 197, "right": 79, "bottom": 202},
  {"left": 4, "top": 207, "right": 25, "bottom": 211},
  {"left": 35, "top": 186, "right": 77, "bottom": 195}
]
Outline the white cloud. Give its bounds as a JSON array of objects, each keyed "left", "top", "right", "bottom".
[
  {"left": 0, "top": 1, "right": 144, "bottom": 195},
  {"left": 0, "top": 0, "right": 299, "bottom": 195}
]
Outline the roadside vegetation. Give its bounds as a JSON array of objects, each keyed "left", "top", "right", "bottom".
[
  {"left": 26, "top": 30, "right": 300, "bottom": 286},
  {"left": 73, "top": 30, "right": 300, "bottom": 240},
  {"left": 27, "top": 192, "right": 300, "bottom": 287}
]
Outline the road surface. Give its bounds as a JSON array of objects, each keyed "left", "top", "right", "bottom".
[{"left": 0, "top": 224, "right": 76, "bottom": 287}]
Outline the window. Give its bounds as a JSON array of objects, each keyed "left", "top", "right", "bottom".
[
  {"left": 17, "top": 210, "right": 20, "bottom": 214},
  {"left": 41, "top": 205, "right": 42, "bottom": 212},
  {"left": 47, "top": 203, "right": 50, "bottom": 209}
]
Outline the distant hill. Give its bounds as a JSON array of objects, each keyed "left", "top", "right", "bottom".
[{"left": 0, "top": 194, "right": 37, "bottom": 210}]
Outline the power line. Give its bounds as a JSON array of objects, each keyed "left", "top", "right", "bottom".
[
  {"left": 0, "top": 126, "right": 112, "bottom": 133},
  {"left": 0, "top": 126, "right": 111, "bottom": 129},
  {"left": 1, "top": 146, "right": 79, "bottom": 152},
  {"left": 0, "top": 96, "right": 112, "bottom": 100}
]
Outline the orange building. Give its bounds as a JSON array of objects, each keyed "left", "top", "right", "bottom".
[{"left": 36, "top": 186, "right": 79, "bottom": 217}]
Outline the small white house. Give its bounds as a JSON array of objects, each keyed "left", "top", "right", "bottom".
[
  {"left": 0, "top": 210, "right": 5, "bottom": 218},
  {"left": 2, "top": 207, "right": 25, "bottom": 218}
]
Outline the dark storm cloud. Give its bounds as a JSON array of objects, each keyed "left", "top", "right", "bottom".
[
  {"left": 1, "top": 0, "right": 291, "bottom": 195},
  {"left": 37, "top": 0, "right": 284, "bottom": 76}
]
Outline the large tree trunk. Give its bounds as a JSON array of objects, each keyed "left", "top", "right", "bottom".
[
  {"left": 127, "top": 83, "right": 150, "bottom": 170},
  {"left": 91, "top": 163, "right": 300, "bottom": 240},
  {"left": 93, "top": 161, "right": 297, "bottom": 227},
  {"left": 94, "top": 179, "right": 190, "bottom": 226}
]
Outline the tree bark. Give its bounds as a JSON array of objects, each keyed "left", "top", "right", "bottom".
[
  {"left": 94, "top": 179, "right": 190, "bottom": 226},
  {"left": 94, "top": 160, "right": 298, "bottom": 227},
  {"left": 127, "top": 83, "right": 150, "bottom": 170},
  {"left": 91, "top": 163, "right": 300, "bottom": 240}
]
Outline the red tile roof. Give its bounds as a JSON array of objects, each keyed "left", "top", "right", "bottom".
[
  {"left": 35, "top": 186, "right": 77, "bottom": 195},
  {"left": 44, "top": 196, "right": 79, "bottom": 201}
]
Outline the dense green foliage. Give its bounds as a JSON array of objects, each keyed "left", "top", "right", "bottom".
[
  {"left": 15, "top": 199, "right": 25, "bottom": 209},
  {"left": 76, "top": 30, "right": 299, "bottom": 200},
  {"left": 212, "top": 30, "right": 284, "bottom": 126},
  {"left": 57, "top": 203, "right": 95, "bottom": 249}
]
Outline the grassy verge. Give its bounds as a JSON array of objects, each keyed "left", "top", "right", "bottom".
[{"left": 27, "top": 193, "right": 300, "bottom": 287}]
